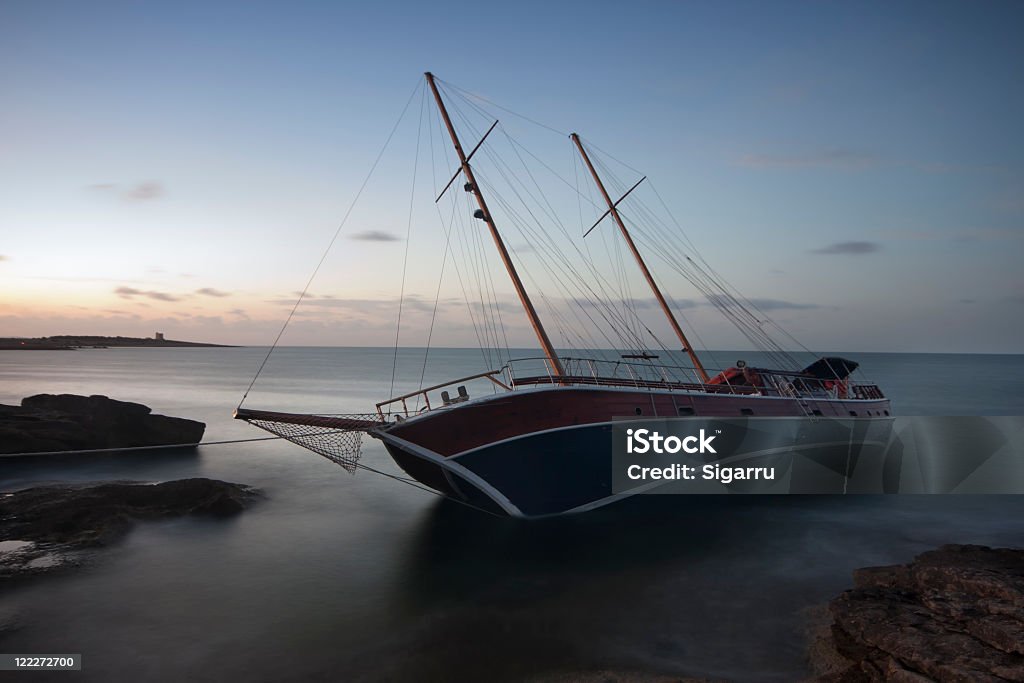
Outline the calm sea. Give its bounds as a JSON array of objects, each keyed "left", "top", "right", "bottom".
[{"left": 1, "top": 348, "right": 1023, "bottom": 682}]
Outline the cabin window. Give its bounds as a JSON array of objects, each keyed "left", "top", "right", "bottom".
[
  {"left": 740, "top": 408, "right": 754, "bottom": 416},
  {"left": 635, "top": 407, "right": 643, "bottom": 415},
  {"left": 677, "top": 406, "right": 695, "bottom": 416},
  {"left": 849, "top": 411, "right": 858, "bottom": 417},
  {"left": 884, "top": 410, "right": 889, "bottom": 416},
  {"left": 811, "top": 409, "right": 823, "bottom": 416}
]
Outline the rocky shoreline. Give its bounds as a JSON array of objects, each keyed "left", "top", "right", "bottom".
[
  {"left": 0, "top": 335, "right": 235, "bottom": 349},
  {"left": 809, "top": 544, "right": 1024, "bottom": 682},
  {"left": 0, "top": 393, "right": 206, "bottom": 455},
  {"left": 0, "top": 479, "right": 260, "bottom": 581}
]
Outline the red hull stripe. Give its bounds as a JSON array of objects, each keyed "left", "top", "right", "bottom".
[{"left": 386, "top": 387, "right": 890, "bottom": 457}]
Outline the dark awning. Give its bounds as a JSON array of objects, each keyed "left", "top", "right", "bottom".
[{"left": 801, "top": 356, "right": 859, "bottom": 380}]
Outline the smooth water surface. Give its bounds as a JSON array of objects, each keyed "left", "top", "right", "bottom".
[{"left": 1, "top": 348, "right": 1023, "bottom": 681}]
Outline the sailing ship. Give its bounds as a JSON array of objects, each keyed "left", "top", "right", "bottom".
[{"left": 235, "top": 72, "right": 892, "bottom": 518}]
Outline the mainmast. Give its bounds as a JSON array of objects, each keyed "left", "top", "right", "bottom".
[
  {"left": 571, "top": 133, "right": 710, "bottom": 382},
  {"left": 425, "top": 73, "right": 564, "bottom": 377}
]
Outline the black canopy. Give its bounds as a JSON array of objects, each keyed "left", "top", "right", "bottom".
[{"left": 801, "top": 356, "right": 859, "bottom": 380}]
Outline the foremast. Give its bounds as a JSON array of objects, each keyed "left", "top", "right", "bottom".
[
  {"left": 425, "top": 72, "right": 564, "bottom": 377},
  {"left": 570, "top": 133, "right": 710, "bottom": 382}
]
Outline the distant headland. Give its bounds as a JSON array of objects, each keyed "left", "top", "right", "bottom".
[{"left": 0, "top": 333, "right": 237, "bottom": 350}]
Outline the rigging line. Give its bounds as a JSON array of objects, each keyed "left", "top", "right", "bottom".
[
  {"left": 238, "top": 78, "right": 424, "bottom": 410},
  {"left": 472, "top": 140, "right": 651, "bottom": 347},
  {"left": 502, "top": 126, "right": 569, "bottom": 236},
  {"left": 477, "top": 175, "right": 612, "bottom": 350},
  {"left": 444, "top": 105, "right": 525, "bottom": 363},
  {"left": 578, "top": 141, "right": 799, "bottom": 366},
  {"left": 577, "top": 134, "right": 644, "bottom": 175},
  {"left": 447, "top": 86, "right": 608, "bottom": 220},
  {"left": 643, "top": 179, "right": 801, "bottom": 364},
  {"left": 507, "top": 132, "right": 603, "bottom": 210},
  {"left": 572, "top": 141, "right": 587, "bottom": 239},
  {"left": 618, "top": 197, "right": 789, "bottom": 364},
  {"left": 481, "top": 178, "right": 640, "bottom": 352},
  {"left": 442, "top": 103, "right": 499, "bottom": 359},
  {"left": 390, "top": 86, "right": 427, "bottom": 399},
  {"left": 0, "top": 434, "right": 290, "bottom": 458},
  {"left": 414, "top": 107, "right": 469, "bottom": 400},
  {"left": 416, "top": 197, "right": 458, "bottom": 402},
  {"left": 430, "top": 98, "right": 493, "bottom": 370},
  {"left": 439, "top": 77, "right": 567, "bottom": 136},
  {"left": 449, "top": 100, "right": 648, "bottom": 353}
]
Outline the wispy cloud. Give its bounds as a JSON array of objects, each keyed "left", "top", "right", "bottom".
[
  {"left": 195, "top": 287, "right": 230, "bottom": 298},
  {"left": 736, "top": 148, "right": 878, "bottom": 170},
  {"left": 124, "top": 182, "right": 163, "bottom": 201},
  {"left": 114, "top": 286, "right": 180, "bottom": 302},
  {"left": 810, "top": 241, "right": 880, "bottom": 255},
  {"left": 88, "top": 181, "right": 164, "bottom": 201},
  {"left": 706, "top": 294, "right": 818, "bottom": 311},
  {"left": 350, "top": 230, "right": 401, "bottom": 242}
]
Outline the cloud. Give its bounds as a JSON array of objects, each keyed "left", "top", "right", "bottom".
[
  {"left": 736, "top": 148, "right": 878, "bottom": 170},
  {"left": 270, "top": 294, "right": 450, "bottom": 315},
  {"left": 350, "top": 230, "right": 401, "bottom": 242},
  {"left": 87, "top": 181, "right": 164, "bottom": 201},
  {"left": 195, "top": 287, "right": 230, "bottom": 298},
  {"left": 114, "top": 286, "right": 180, "bottom": 302},
  {"left": 577, "top": 297, "right": 699, "bottom": 311},
  {"left": 124, "top": 182, "right": 163, "bottom": 200},
  {"left": 706, "top": 294, "right": 818, "bottom": 311},
  {"left": 810, "top": 241, "right": 880, "bottom": 255},
  {"left": 0, "top": 255, "right": 6, "bottom": 262}
]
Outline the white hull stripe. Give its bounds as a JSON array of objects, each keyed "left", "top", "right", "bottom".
[{"left": 375, "top": 431, "right": 525, "bottom": 517}]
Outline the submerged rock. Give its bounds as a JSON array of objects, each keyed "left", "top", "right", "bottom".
[
  {"left": 0, "top": 478, "right": 260, "bottom": 580},
  {"left": 810, "top": 544, "right": 1024, "bottom": 682},
  {"left": 0, "top": 393, "right": 205, "bottom": 454}
]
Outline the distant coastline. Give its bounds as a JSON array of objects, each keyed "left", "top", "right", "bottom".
[{"left": 0, "top": 335, "right": 237, "bottom": 350}]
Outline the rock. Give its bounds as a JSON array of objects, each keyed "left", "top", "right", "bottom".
[
  {"left": 0, "top": 478, "right": 260, "bottom": 580},
  {"left": 0, "top": 394, "right": 205, "bottom": 454},
  {"left": 809, "top": 545, "right": 1024, "bottom": 682}
]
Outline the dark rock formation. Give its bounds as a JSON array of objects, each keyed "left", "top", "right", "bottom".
[
  {"left": 0, "top": 394, "right": 205, "bottom": 454},
  {"left": 810, "top": 544, "right": 1024, "bottom": 682},
  {"left": 0, "top": 478, "right": 260, "bottom": 579}
]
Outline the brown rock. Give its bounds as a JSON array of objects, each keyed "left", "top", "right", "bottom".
[{"left": 811, "top": 545, "right": 1024, "bottom": 682}]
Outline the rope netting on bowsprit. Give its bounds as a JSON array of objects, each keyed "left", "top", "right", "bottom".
[{"left": 238, "top": 412, "right": 385, "bottom": 473}]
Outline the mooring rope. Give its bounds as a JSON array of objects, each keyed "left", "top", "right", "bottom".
[
  {"left": 0, "top": 432, "right": 505, "bottom": 518},
  {"left": 0, "top": 435, "right": 285, "bottom": 458}
]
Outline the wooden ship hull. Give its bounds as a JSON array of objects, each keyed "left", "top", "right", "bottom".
[{"left": 375, "top": 385, "right": 892, "bottom": 517}]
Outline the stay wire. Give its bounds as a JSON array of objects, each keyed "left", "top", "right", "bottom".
[
  {"left": 238, "top": 78, "right": 424, "bottom": 410},
  {"left": 390, "top": 86, "right": 427, "bottom": 399}
]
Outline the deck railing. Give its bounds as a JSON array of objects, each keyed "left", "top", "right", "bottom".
[
  {"left": 375, "top": 356, "right": 884, "bottom": 419},
  {"left": 375, "top": 370, "right": 510, "bottom": 419}
]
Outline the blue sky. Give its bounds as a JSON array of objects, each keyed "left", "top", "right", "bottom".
[{"left": 1, "top": 1, "right": 1022, "bottom": 352}]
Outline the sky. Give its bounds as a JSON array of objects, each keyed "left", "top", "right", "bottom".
[{"left": 1, "top": 0, "right": 1022, "bottom": 353}]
